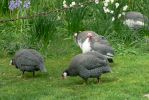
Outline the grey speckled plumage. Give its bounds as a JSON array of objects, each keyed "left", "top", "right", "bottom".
[
  {"left": 91, "top": 42, "right": 115, "bottom": 63},
  {"left": 11, "top": 49, "right": 47, "bottom": 76},
  {"left": 63, "top": 52, "right": 111, "bottom": 82},
  {"left": 124, "top": 11, "right": 149, "bottom": 30},
  {"left": 81, "top": 34, "right": 115, "bottom": 63},
  {"left": 74, "top": 31, "right": 110, "bottom": 48}
]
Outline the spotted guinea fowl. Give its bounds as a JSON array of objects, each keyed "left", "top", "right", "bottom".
[
  {"left": 81, "top": 33, "right": 114, "bottom": 63},
  {"left": 10, "top": 49, "right": 47, "bottom": 76},
  {"left": 74, "top": 31, "right": 110, "bottom": 48},
  {"left": 62, "top": 52, "right": 111, "bottom": 83},
  {"left": 123, "top": 11, "right": 149, "bottom": 30}
]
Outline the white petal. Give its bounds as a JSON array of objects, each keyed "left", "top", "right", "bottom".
[
  {"left": 110, "top": 0, "right": 114, "bottom": 3},
  {"left": 115, "top": 3, "right": 119, "bottom": 8},
  {"left": 118, "top": 14, "right": 122, "bottom": 18},
  {"left": 104, "top": 2, "right": 108, "bottom": 7},
  {"left": 123, "top": 5, "right": 128, "bottom": 11},
  {"left": 95, "top": 0, "right": 99, "bottom": 4},
  {"left": 112, "top": 17, "right": 115, "bottom": 21}
]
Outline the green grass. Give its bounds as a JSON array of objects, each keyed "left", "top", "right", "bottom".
[
  {"left": 0, "top": 47, "right": 149, "bottom": 100},
  {"left": 0, "top": 0, "right": 149, "bottom": 99}
]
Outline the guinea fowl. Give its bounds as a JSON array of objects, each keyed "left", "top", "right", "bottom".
[
  {"left": 81, "top": 33, "right": 114, "bottom": 63},
  {"left": 123, "top": 11, "right": 149, "bottom": 30},
  {"left": 74, "top": 31, "right": 110, "bottom": 48},
  {"left": 62, "top": 52, "right": 111, "bottom": 83},
  {"left": 10, "top": 49, "right": 47, "bottom": 76}
]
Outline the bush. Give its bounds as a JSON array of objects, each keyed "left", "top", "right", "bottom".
[{"left": 0, "top": 0, "right": 149, "bottom": 56}]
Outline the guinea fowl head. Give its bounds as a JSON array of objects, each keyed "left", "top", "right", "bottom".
[
  {"left": 62, "top": 70, "right": 69, "bottom": 79},
  {"left": 87, "top": 33, "right": 93, "bottom": 40}
]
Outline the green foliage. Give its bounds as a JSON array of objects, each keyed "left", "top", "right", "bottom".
[
  {"left": 0, "top": 23, "right": 24, "bottom": 56},
  {"left": 30, "top": 13, "right": 57, "bottom": 48},
  {"left": 0, "top": 0, "right": 149, "bottom": 56},
  {"left": 83, "top": 3, "right": 113, "bottom": 36},
  {"left": 0, "top": 0, "right": 9, "bottom": 16},
  {"left": 64, "top": 6, "right": 87, "bottom": 35},
  {"left": 0, "top": 1, "right": 149, "bottom": 99}
]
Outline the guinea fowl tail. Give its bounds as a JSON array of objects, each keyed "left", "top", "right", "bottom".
[
  {"left": 107, "top": 58, "right": 114, "bottom": 63},
  {"left": 106, "top": 53, "right": 114, "bottom": 58},
  {"left": 39, "top": 64, "right": 47, "bottom": 72},
  {"left": 101, "top": 66, "right": 112, "bottom": 73},
  {"left": 106, "top": 53, "right": 114, "bottom": 63}
]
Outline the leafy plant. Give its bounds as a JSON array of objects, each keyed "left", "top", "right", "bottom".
[
  {"left": 0, "top": 0, "right": 9, "bottom": 16},
  {"left": 63, "top": 0, "right": 88, "bottom": 35},
  {"left": 29, "top": 13, "right": 57, "bottom": 50}
]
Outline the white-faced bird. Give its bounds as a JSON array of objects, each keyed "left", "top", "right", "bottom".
[{"left": 62, "top": 52, "right": 111, "bottom": 83}]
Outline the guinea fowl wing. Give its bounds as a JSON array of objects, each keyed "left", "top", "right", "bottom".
[
  {"left": 92, "top": 42, "right": 114, "bottom": 56},
  {"left": 15, "top": 52, "right": 40, "bottom": 67},
  {"left": 85, "top": 52, "right": 107, "bottom": 61},
  {"left": 28, "top": 49, "right": 44, "bottom": 62},
  {"left": 78, "top": 65, "right": 111, "bottom": 79},
  {"left": 78, "top": 54, "right": 108, "bottom": 70}
]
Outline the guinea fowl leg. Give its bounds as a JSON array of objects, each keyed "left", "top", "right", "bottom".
[
  {"left": 22, "top": 70, "right": 25, "bottom": 75},
  {"left": 33, "top": 71, "right": 35, "bottom": 77},
  {"left": 82, "top": 78, "right": 88, "bottom": 85},
  {"left": 21, "top": 70, "right": 25, "bottom": 77},
  {"left": 97, "top": 77, "right": 101, "bottom": 83}
]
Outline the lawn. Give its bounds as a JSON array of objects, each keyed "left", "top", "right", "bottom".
[
  {"left": 0, "top": 0, "right": 149, "bottom": 99},
  {"left": 0, "top": 45, "right": 149, "bottom": 100}
]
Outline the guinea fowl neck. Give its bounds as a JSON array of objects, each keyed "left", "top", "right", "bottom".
[{"left": 82, "top": 37, "right": 92, "bottom": 53}]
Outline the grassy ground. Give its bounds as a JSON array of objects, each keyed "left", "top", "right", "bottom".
[
  {"left": 0, "top": 0, "right": 149, "bottom": 99},
  {"left": 0, "top": 45, "right": 149, "bottom": 100}
]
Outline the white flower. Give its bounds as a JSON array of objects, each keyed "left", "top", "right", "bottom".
[
  {"left": 103, "top": 7, "right": 110, "bottom": 13},
  {"left": 95, "top": 0, "right": 99, "bottom": 4},
  {"left": 70, "top": 1, "right": 76, "bottom": 7},
  {"left": 104, "top": 2, "right": 108, "bottom": 7},
  {"left": 79, "top": 3, "right": 83, "bottom": 7},
  {"left": 115, "top": 2, "right": 119, "bottom": 8},
  {"left": 123, "top": 5, "right": 128, "bottom": 11},
  {"left": 118, "top": 14, "right": 122, "bottom": 18},
  {"left": 63, "top": 4, "right": 68, "bottom": 8},
  {"left": 103, "top": 7, "right": 106, "bottom": 11},
  {"left": 63, "top": 0, "right": 68, "bottom": 8},
  {"left": 104, "top": 0, "right": 110, "bottom": 3},
  {"left": 80, "top": 5, "right": 83, "bottom": 7},
  {"left": 63, "top": 0, "right": 66, "bottom": 5},
  {"left": 122, "top": 12, "right": 125, "bottom": 15},
  {"left": 71, "top": 1, "right": 76, "bottom": 6},
  {"left": 112, "top": 17, "right": 115, "bottom": 21},
  {"left": 110, "top": 0, "right": 114, "bottom": 3},
  {"left": 110, "top": 10, "right": 114, "bottom": 14},
  {"left": 70, "top": 4, "right": 72, "bottom": 7}
]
